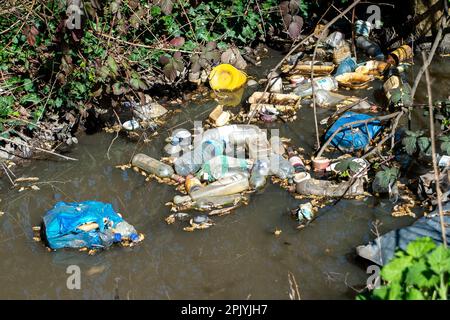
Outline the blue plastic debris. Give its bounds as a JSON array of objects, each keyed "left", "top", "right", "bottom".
[
  {"left": 324, "top": 112, "right": 383, "bottom": 151},
  {"left": 42, "top": 201, "right": 124, "bottom": 250}
]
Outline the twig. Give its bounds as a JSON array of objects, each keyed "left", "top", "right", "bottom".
[
  {"left": 0, "top": 137, "right": 78, "bottom": 161},
  {"left": 411, "top": 13, "right": 447, "bottom": 100},
  {"left": 106, "top": 131, "right": 119, "bottom": 161},
  {"left": 423, "top": 50, "right": 447, "bottom": 247},
  {"left": 287, "top": 271, "right": 301, "bottom": 300}
]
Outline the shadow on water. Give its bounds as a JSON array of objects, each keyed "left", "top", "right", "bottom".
[{"left": 0, "top": 50, "right": 448, "bottom": 299}]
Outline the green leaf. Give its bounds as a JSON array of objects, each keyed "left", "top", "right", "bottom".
[
  {"left": 381, "top": 255, "right": 413, "bottom": 283},
  {"left": 406, "top": 237, "right": 436, "bottom": 258},
  {"left": 405, "top": 259, "right": 439, "bottom": 288},
  {"left": 406, "top": 288, "right": 425, "bottom": 300},
  {"left": 417, "top": 136, "right": 431, "bottom": 155},
  {"left": 402, "top": 135, "right": 417, "bottom": 155},
  {"left": 371, "top": 286, "right": 389, "bottom": 300},
  {"left": 107, "top": 57, "right": 119, "bottom": 76},
  {"left": 20, "top": 93, "right": 40, "bottom": 105},
  {"left": 427, "top": 245, "right": 450, "bottom": 274},
  {"left": 387, "top": 282, "right": 403, "bottom": 300}
]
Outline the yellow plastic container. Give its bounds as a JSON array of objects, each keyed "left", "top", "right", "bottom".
[{"left": 209, "top": 64, "right": 247, "bottom": 91}]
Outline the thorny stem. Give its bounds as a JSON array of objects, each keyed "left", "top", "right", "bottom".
[{"left": 423, "top": 51, "right": 447, "bottom": 248}]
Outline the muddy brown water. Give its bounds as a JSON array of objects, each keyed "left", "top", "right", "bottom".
[{"left": 0, "top": 50, "right": 448, "bottom": 299}]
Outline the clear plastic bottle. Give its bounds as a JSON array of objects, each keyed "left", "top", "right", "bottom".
[
  {"left": 113, "top": 221, "right": 139, "bottom": 242},
  {"left": 314, "top": 89, "right": 347, "bottom": 107},
  {"left": 270, "top": 154, "right": 295, "bottom": 179},
  {"left": 249, "top": 159, "right": 270, "bottom": 190},
  {"left": 174, "top": 139, "right": 224, "bottom": 176},
  {"left": 198, "top": 155, "right": 252, "bottom": 181},
  {"left": 190, "top": 173, "right": 249, "bottom": 200},
  {"left": 294, "top": 77, "right": 338, "bottom": 98},
  {"left": 132, "top": 154, "right": 175, "bottom": 179},
  {"left": 325, "top": 31, "right": 345, "bottom": 48},
  {"left": 99, "top": 229, "right": 117, "bottom": 248}
]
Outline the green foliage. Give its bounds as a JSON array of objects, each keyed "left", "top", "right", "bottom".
[
  {"left": 0, "top": 0, "right": 283, "bottom": 132},
  {"left": 374, "top": 166, "right": 399, "bottom": 189},
  {"left": 440, "top": 136, "right": 450, "bottom": 156},
  {"left": 357, "top": 237, "right": 450, "bottom": 300},
  {"left": 402, "top": 130, "right": 431, "bottom": 156},
  {"left": 334, "top": 158, "right": 363, "bottom": 178}
]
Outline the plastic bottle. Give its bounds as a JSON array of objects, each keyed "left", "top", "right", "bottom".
[
  {"left": 335, "top": 57, "right": 357, "bottom": 76},
  {"left": 287, "top": 148, "right": 306, "bottom": 173},
  {"left": 269, "top": 136, "right": 286, "bottom": 155},
  {"left": 355, "top": 20, "right": 372, "bottom": 37},
  {"left": 185, "top": 174, "right": 202, "bottom": 194},
  {"left": 174, "top": 139, "right": 224, "bottom": 176},
  {"left": 270, "top": 154, "right": 295, "bottom": 179},
  {"left": 190, "top": 173, "right": 249, "bottom": 200},
  {"left": 113, "top": 221, "right": 139, "bottom": 242},
  {"left": 194, "top": 194, "right": 245, "bottom": 210},
  {"left": 197, "top": 155, "right": 252, "bottom": 181},
  {"left": 355, "top": 35, "right": 384, "bottom": 60},
  {"left": 132, "top": 154, "right": 179, "bottom": 180},
  {"left": 314, "top": 89, "right": 347, "bottom": 108},
  {"left": 386, "top": 45, "right": 413, "bottom": 66},
  {"left": 198, "top": 125, "right": 263, "bottom": 147},
  {"left": 294, "top": 77, "right": 338, "bottom": 98},
  {"left": 249, "top": 159, "right": 270, "bottom": 190},
  {"left": 99, "top": 229, "right": 120, "bottom": 247},
  {"left": 247, "top": 135, "right": 271, "bottom": 160},
  {"left": 325, "top": 31, "right": 345, "bottom": 48},
  {"left": 296, "top": 178, "right": 365, "bottom": 197}
]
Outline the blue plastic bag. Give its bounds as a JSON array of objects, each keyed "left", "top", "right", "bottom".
[
  {"left": 43, "top": 201, "right": 124, "bottom": 250},
  {"left": 325, "top": 112, "right": 383, "bottom": 151}
]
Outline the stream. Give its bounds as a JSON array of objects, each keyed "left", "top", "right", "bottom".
[{"left": 0, "top": 50, "right": 448, "bottom": 299}]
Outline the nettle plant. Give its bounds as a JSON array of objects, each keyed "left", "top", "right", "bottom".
[
  {"left": 373, "top": 165, "right": 399, "bottom": 190},
  {"left": 402, "top": 130, "right": 431, "bottom": 156},
  {"left": 334, "top": 157, "right": 363, "bottom": 179},
  {"left": 358, "top": 237, "right": 450, "bottom": 300}
]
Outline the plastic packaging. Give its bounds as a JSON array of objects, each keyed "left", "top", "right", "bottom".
[
  {"left": 174, "top": 139, "right": 224, "bottom": 176},
  {"left": 387, "top": 45, "right": 413, "bottom": 66},
  {"left": 355, "top": 35, "right": 384, "bottom": 60},
  {"left": 333, "top": 42, "right": 352, "bottom": 65},
  {"left": 190, "top": 173, "right": 249, "bottom": 200},
  {"left": 197, "top": 155, "right": 251, "bottom": 181},
  {"left": 269, "top": 136, "right": 286, "bottom": 155},
  {"left": 270, "top": 154, "right": 295, "bottom": 179},
  {"left": 294, "top": 77, "right": 338, "bottom": 98},
  {"left": 185, "top": 174, "right": 202, "bottom": 193},
  {"left": 114, "top": 221, "right": 139, "bottom": 241},
  {"left": 296, "top": 178, "right": 365, "bottom": 197},
  {"left": 335, "top": 57, "right": 357, "bottom": 76},
  {"left": 249, "top": 159, "right": 270, "bottom": 190},
  {"left": 209, "top": 64, "right": 247, "bottom": 91},
  {"left": 314, "top": 89, "right": 346, "bottom": 108},
  {"left": 132, "top": 154, "right": 175, "bottom": 179},
  {"left": 325, "top": 31, "right": 345, "bottom": 48},
  {"left": 287, "top": 147, "right": 305, "bottom": 173},
  {"left": 355, "top": 20, "right": 372, "bottom": 37}
]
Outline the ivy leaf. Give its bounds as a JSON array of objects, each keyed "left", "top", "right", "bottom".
[
  {"left": 406, "top": 237, "right": 436, "bottom": 258},
  {"left": 427, "top": 245, "right": 450, "bottom": 274},
  {"left": 107, "top": 57, "right": 119, "bottom": 77},
  {"left": 112, "top": 82, "right": 125, "bottom": 95},
  {"left": 439, "top": 136, "right": 450, "bottom": 155},
  {"left": 129, "top": 78, "right": 148, "bottom": 90}
]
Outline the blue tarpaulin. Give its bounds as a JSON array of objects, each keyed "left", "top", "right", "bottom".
[
  {"left": 324, "top": 112, "right": 383, "bottom": 151},
  {"left": 43, "top": 201, "right": 124, "bottom": 250}
]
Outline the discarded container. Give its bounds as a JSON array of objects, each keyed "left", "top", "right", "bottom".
[
  {"left": 355, "top": 20, "right": 372, "bottom": 37},
  {"left": 355, "top": 60, "right": 389, "bottom": 76},
  {"left": 324, "top": 112, "right": 383, "bottom": 151},
  {"left": 132, "top": 153, "right": 179, "bottom": 180},
  {"left": 185, "top": 174, "right": 202, "bottom": 194},
  {"left": 133, "top": 102, "right": 168, "bottom": 121},
  {"left": 312, "top": 156, "right": 330, "bottom": 171},
  {"left": 325, "top": 31, "right": 345, "bottom": 48},
  {"left": 289, "top": 75, "right": 306, "bottom": 85},
  {"left": 295, "top": 202, "right": 315, "bottom": 225},
  {"left": 294, "top": 77, "right": 338, "bottom": 98},
  {"left": 194, "top": 194, "right": 247, "bottom": 210},
  {"left": 209, "top": 105, "right": 231, "bottom": 127},
  {"left": 248, "top": 136, "right": 271, "bottom": 160},
  {"left": 355, "top": 35, "right": 384, "bottom": 60},
  {"left": 122, "top": 119, "right": 140, "bottom": 131},
  {"left": 335, "top": 57, "right": 357, "bottom": 76},
  {"left": 209, "top": 64, "right": 247, "bottom": 91},
  {"left": 197, "top": 155, "right": 251, "bottom": 181},
  {"left": 190, "top": 173, "right": 249, "bottom": 200},
  {"left": 250, "top": 169, "right": 267, "bottom": 190},
  {"left": 383, "top": 72, "right": 413, "bottom": 107},
  {"left": 288, "top": 62, "right": 335, "bottom": 76},
  {"left": 164, "top": 143, "right": 182, "bottom": 156},
  {"left": 386, "top": 45, "right": 413, "bottom": 66},
  {"left": 288, "top": 147, "right": 306, "bottom": 173},
  {"left": 295, "top": 178, "right": 365, "bottom": 197},
  {"left": 315, "top": 89, "right": 347, "bottom": 107},
  {"left": 174, "top": 139, "right": 224, "bottom": 176},
  {"left": 335, "top": 72, "right": 374, "bottom": 89},
  {"left": 270, "top": 154, "right": 295, "bottom": 179},
  {"left": 293, "top": 172, "right": 311, "bottom": 184},
  {"left": 268, "top": 71, "right": 283, "bottom": 93},
  {"left": 438, "top": 155, "right": 450, "bottom": 168},
  {"left": 41, "top": 201, "right": 140, "bottom": 250},
  {"left": 200, "top": 124, "right": 263, "bottom": 148},
  {"left": 333, "top": 42, "right": 352, "bottom": 65}
]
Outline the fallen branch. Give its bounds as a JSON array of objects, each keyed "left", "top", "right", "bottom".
[
  {"left": 0, "top": 137, "right": 78, "bottom": 161},
  {"left": 423, "top": 50, "right": 447, "bottom": 247}
]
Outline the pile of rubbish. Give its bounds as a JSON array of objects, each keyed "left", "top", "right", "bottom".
[{"left": 34, "top": 201, "right": 144, "bottom": 254}]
